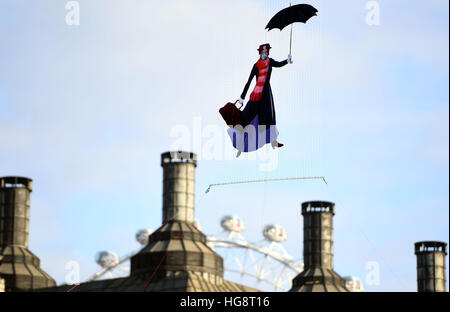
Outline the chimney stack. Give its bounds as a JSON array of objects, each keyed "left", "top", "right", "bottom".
[
  {"left": 302, "top": 201, "right": 335, "bottom": 270},
  {"left": 290, "top": 201, "right": 348, "bottom": 292},
  {"left": 0, "top": 176, "right": 56, "bottom": 291},
  {"left": 130, "top": 152, "right": 226, "bottom": 290},
  {"left": 161, "top": 151, "right": 197, "bottom": 224},
  {"left": 415, "top": 241, "right": 447, "bottom": 292},
  {"left": 0, "top": 176, "right": 33, "bottom": 247}
]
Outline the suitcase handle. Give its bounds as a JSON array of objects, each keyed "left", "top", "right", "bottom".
[{"left": 234, "top": 99, "right": 243, "bottom": 110}]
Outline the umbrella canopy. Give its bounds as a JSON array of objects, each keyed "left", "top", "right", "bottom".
[{"left": 265, "top": 4, "right": 318, "bottom": 31}]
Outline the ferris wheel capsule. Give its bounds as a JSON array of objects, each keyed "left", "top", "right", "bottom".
[
  {"left": 193, "top": 219, "right": 202, "bottom": 231},
  {"left": 263, "top": 224, "right": 288, "bottom": 242},
  {"left": 95, "top": 251, "right": 119, "bottom": 268},
  {"left": 135, "top": 229, "right": 153, "bottom": 246},
  {"left": 220, "top": 215, "right": 245, "bottom": 233},
  {"left": 343, "top": 276, "right": 365, "bottom": 292}
]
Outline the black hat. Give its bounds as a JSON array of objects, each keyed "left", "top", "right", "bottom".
[{"left": 257, "top": 43, "right": 272, "bottom": 52}]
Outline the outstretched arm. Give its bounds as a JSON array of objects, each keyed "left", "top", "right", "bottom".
[
  {"left": 240, "top": 65, "right": 257, "bottom": 100},
  {"left": 270, "top": 58, "right": 288, "bottom": 68}
]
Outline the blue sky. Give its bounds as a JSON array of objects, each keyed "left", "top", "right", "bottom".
[{"left": 0, "top": 0, "right": 448, "bottom": 291}]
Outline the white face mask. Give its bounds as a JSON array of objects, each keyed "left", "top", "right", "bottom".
[{"left": 261, "top": 53, "right": 268, "bottom": 60}]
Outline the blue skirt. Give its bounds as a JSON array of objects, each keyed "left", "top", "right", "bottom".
[{"left": 227, "top": 114, "right": 279, "bottom": 153}]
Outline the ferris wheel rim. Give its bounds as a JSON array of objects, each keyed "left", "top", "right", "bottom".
[
  {"left": 225, "top": 268, "right": 294, "bottom": 291},
  {"left": 207, "top": 239, "right": 303, "bottom": 273}
]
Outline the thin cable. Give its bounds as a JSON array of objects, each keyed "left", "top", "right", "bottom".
[
  {"left": 289, "top": 2, "right": 293, "bottom": 55},
  {"left": 261, "top": 172, "right": 268, "bottom": 231},
  {"left": 265, "top": 0, "right": 267, "bottom": 42},
  {"left": 324, "top": 181, "right": 409, "bottom": 291},
  {"left": 203, "top": 176, "right": 327, "bottom": 195},
  {"left": 142, "top": 250, "right": 168, "bottom": 292}
]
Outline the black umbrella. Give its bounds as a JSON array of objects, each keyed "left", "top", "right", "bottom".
[{"left": 265, "top": 4, "right": 318, "bottom": 54}]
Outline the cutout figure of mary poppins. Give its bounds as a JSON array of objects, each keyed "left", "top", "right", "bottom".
[{"left": 227, "top": 43, "right": 292, "bottom": 158}]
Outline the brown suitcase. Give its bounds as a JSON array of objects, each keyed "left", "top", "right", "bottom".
[{"left": 219, "top": 100, "right": 243, "bottom": 127}]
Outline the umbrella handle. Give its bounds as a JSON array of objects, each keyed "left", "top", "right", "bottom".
[
  {"left": 289, "top": 3, "right": 293, "bottom": 56},
  {"left": 289, "top": 24, "right": 292, "bottom": 55}
]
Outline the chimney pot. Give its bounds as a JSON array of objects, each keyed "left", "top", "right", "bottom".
[
  {"left": 415, "top": 241, "right": 447, "bottom": 292},
  {"left": 160, "top": 151, "right": 197, "bottom": 224}
]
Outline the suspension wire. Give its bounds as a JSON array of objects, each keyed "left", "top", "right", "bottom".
[
  {"left": 202, "top": 176, "right": 327, "bottom": 196},
  {"left": 199, "top": 0, "right": 406, "bottom": 292},
  {"left": 324, "top": 180, "right": 410, "bottom": 291},
  {"left": 195, "top": 176, "right": 327, "bottom": 212},
  {"left": 198, "top": 174, "right": 410, "bottom": 290},
  {"left": 264, "top": 0, "right": 267, "bottom": 42},
  {"left": 261, "top": 172, "right": 268, "bottom": 232}
]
